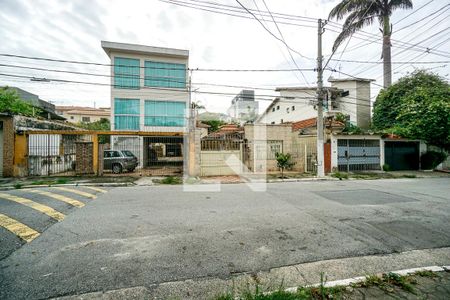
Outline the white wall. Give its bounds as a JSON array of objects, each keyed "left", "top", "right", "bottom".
[
  {"left": 330, "top": 80, "right": 371, "bottom": 128},
  {"left": 258, "top": 90, "right": 317, "bottom": 124}
]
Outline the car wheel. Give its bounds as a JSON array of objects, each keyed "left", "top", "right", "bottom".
[{"left": 112, "top": 164, "right": 122, "bottom": 174}]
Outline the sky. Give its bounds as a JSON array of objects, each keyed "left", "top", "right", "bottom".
[{"left": 0, "top": 0, "right": 449, "bottom": 114}]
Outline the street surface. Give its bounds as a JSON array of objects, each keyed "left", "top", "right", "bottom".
[{"left": 0, "top": 178, "right": 449, "bottom": 299}]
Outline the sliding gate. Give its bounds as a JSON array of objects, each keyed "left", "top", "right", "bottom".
[{"left": 337, "top": 139, "right": 381, "bottom": 172}]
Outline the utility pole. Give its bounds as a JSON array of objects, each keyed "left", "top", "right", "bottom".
[{"left": 316, "top": 19, "right": 325, "bottom": 177}]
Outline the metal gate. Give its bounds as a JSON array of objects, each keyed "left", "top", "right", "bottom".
[
  {"left": 337, "top": 139, "right": 380, "bottom": 172},
  {"left": 200, "top": 139, "right": 244, "bottom": 176},
  {"left": 385, "top": 141, "right": 419, "bottom": 170}
]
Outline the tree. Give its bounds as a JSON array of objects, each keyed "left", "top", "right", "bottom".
[
  {"left": 372, "top": 70, "right": 450, "bottom": 149},
  {"left": 275, "top": 152, "right": 295, "bottom": 179},
  {"left": 201, "top": 119, "right": 227, "bottom": 132},
  {"left": 0, "top": 87, "right": 39, "bottom": 117},
  {"left": 77, "top": 118, "right": 111, "bottom": 143},
  {"left": 328, "top": 0, "right": 413, "bottom": 88},
  {"left": 77, "top": 118, "right": 111, "bottom": 131}
]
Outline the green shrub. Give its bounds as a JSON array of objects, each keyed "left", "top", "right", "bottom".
[
  {"left": 13, "top": 183, "right": 23, "bottom": 189},
  {"left": 56, "top": 178, "right": 69, "bottom": 184},
  {"left": 275, "top": 152, "right": 295, "bottom": 178},
  {"left": 382, "top": 164, "right": 391, "bottom": 171},
  {"left": 421, "top": 151, "right": 447, "bottom": 169},
  {"left": 160, "top": 176, "right": 182, "bottom": 184},
  {"left": 331, "top": 172, "right": 348, "bottom": 180}
]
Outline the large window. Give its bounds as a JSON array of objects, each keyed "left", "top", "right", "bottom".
[
  {"left": 114, "top": 98, "right": 140, "bottom": 130},
  {"left": 144, "top": 61, "right": 186, "bottom": 88},
  {"left": 144, "top": 100, "right": 185, "bottom": 127},
  {"left": 114, "top": 57, "right": 140, "bottom": 89}
]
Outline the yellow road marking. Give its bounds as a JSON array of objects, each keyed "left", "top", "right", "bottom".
[
  {"left": 83, "top": 186, "right": 107, "bottom": 193},
  {"left": 0, "top": 213, "right": 40, "bottom": 242},
  {"left": 0, "top": 193, "right": 65, "bottom": 221},
  {"left": 53, "top": 187, "right": 97, "bottom": 199},
  {"left": 26, "top": 189, "right": 85, "bottom": 208}
]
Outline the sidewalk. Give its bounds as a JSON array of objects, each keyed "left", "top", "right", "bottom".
[{"left": 54, "top": 247, "right": 450, "bottom": 299}]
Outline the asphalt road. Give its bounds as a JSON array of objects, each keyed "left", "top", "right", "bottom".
[{"left": 0, "top": 178, "right": 449, "bottom": 299}]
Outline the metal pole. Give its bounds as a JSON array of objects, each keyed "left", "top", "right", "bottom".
[{"left": 316, "top": 19, "right": 325, "bottom": 177}]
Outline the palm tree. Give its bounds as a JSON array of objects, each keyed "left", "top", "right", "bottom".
[{"left": 328, "top": 0, "right": 413, "bottom": 88}]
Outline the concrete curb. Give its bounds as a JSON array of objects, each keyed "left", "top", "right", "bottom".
[
  {"left": 285, "top": 265, "right": 450, "bottom": 292},
  {"left": 0, "top": 182, "right": 135, "bottom": 191}
]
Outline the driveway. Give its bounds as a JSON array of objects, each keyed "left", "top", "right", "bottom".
[{"left": 0, "top": 178, "right": 449, "bottom": 299}]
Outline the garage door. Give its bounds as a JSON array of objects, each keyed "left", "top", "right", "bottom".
[
  {"left": 384, "top": 141, "right": 419, "bottom": 170},
  {"left": 338, "top": 139, "right": 381, "bottom": 172}
]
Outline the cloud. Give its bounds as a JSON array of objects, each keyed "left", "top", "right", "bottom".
[
  {"left": 157, "top": 11, "right": 173, "bottom": 31},
  {"left": 0, "top": 0, "right": 448, "bottom": 112}
]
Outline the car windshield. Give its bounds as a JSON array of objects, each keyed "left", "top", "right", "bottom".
[{"left": 122, "top": 150, "right": 135, "bottom": 157}]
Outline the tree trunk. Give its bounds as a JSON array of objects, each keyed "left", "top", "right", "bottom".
[{"left": 382, "top": 15, "right": 392, "bottom": 88}]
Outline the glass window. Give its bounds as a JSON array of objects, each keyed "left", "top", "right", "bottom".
[
  {"left": 144, "top": 100, "right": 185, "bottom": 127},
  {"left": 114, "top": 57, "right": 140, "bottom": 89},
  {"left": 254, "top": 140, "right": 283, "bottom": 159},
  {"left": 114, "top": 98, "right": 140, "bottom": 130},
  {"left": 111, "top": 151, "right": 121, "bottom": 157},
  {"left": 122, "top": 150, "right": 135, "bottom": 157},
  {"left": 82, "top": 116, "right": 90, "bottom": 122},
  {"left": 144, "top": 61, "right": 186, "bottom": 88}
]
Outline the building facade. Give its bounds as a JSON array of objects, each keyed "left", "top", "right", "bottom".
[
  {"left": 257, "top": 78, "right": 372, "bottom": 128},
  {"left": 101, "top": 41, "right": 189, "bottom": 169},
  {"left": 56, "top": 106, "right": 110, "bottom": 123},
  {"left": 227, "top": 90, "right": 259, "bottom": 124}
]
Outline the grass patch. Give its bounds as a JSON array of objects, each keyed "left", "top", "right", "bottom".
[
  {"left": 214, "top": 273, "right": 346, "bottom": 300},
  {"left": 55, "top": 178, "right": 69, "bottom": 184},
  {"left": 159, "top": 176, "right": 182, "bottom": 185},
  {"left": 353, "top": 272, "right": 418, "bottom": 294},
  {"left": 331, "top": 172, "right": 348, "bottom": 180},
  {"left": 215, "top": 286, "right": 346, "bottom": 300},
  {"left": 414, "top": 270, "right": 438, "bottom": 278},
  {"left": 13, "top": 183, "right": 23, "bottom": 189},
  {"left": 30, "top": 178, "right": 69, "bottom": 186},
  {"left": 31, "top": 180, "right": 55, "bottom": 185},
  {"left": 383, "top": 272, "right": 416, "bottom": 294},
  {"left": 402, "top": 174, "right": 417, "bottom": 178}
]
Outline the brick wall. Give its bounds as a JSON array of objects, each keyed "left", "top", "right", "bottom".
[
  {"left": 0, "top": 116, "right": 14, "bottom": 177},
  {"left": 75, "top": 142, "right": 94, "bottom": 174}
]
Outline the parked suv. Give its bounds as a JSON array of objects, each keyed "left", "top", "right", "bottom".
[{"left": 103, "top": 150, "right": 138, "bottom": 174}]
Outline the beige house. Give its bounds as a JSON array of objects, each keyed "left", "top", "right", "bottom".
[{"left": 56, "top": 106, "right": 110, "bottom": 123}]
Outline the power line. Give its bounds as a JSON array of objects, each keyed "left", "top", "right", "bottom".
[
  {"left": 395, "top": 4, "right": 450, "bottom": 33},
  {"left": 0, "top": 53, "right": 315, "bottom": 72},
  {"left": 161, "top": 0, "right": 446, "bottom": 56},
  {"left": 259, "top": 0, "right": 311, "bottom": 85},
  {"left": 393, "top": 0, "right": 435, "bottom": 25},
  {"left": 234, "top": 0, "right": 312, "bottom": 61},
  {"left": 0, "top": 71, "right": 318, "bottom": 101}
]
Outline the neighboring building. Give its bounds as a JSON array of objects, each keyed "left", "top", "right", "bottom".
[
  {"left": 3, "top": 87, "right": 65, "bottom": 120},
  {"left": 56, "top": 106, "right": 110, "bottom": 123},
  {"left": 257, "top": 78, "right": 373, "bottom": 128},
  {"left": 227, "top": 90, "right": 259, "bottom": 124},
  {"left": 101, "top": 41, "right": 189, "bottom": 169},
  {"left": 198, "top": 111, "right": 231, "bottom": 122}
]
